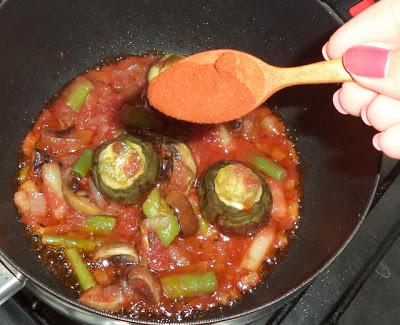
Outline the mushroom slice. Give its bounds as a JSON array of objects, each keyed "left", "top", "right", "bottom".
[
  {"left": 79, "top": 283, "right": 125, "bottom": 311},
  {"left": 127, "top": 265, "right": 161, "bottom": 304},
  {"left": 165, "top": 190, "right": 199, "bottom": 237},
  {"left": 161, "top": 141, "right": 197, "bottom": 192},
  {"left": 94, "top": 243, "right": 139, "bottom": 265}
]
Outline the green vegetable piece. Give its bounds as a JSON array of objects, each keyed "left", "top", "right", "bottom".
[
  {"left": 147, "top": 65, "right": 161, "bottom": 82},
  {"left": 143, "top": 188, "right": 180, "bottom": 246},
  {"left": 142, "top": 187, "right": 161, "bottom": 218},
  {"left": 42, "top": 234, "right": 96, "bottom": 250},
  {"left": 199, "top": 160, "right": 272, "bottom": 235},
  {"left": 65, "top": 248, "right": 96, "bottom": 291},
  {"left": 250, "top": 155, "right": 287, "bottom": 180},
  {"left": 92, "top": 135, "right": 160, "bottom": 204},
  {"left": 66, "top": 80, "right": 93, "bottom": 111},
  {"left": 85, "top": 215, "right": 116, "bottom": 234},
  {"left": 198, "top": 217, "right": 210, "bottom": 236},
  {"left": 72, "top": 149, "right": 94, "bottom": 177},
  {"left": 155, "top": 209, "right": 180, "bottom": 246},
  {"left": 161, "top": 271, "right": 218, "bottom": 299}
]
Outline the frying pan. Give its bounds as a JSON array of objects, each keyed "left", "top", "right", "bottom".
[{"left": 0, "top": 0, "right": 380, "bottom": 323}]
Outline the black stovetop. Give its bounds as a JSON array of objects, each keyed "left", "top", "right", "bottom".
[{"left": 2, "top": 156, "right": 400, "bottom": 325}]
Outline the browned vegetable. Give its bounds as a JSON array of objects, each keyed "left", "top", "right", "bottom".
[
  {"left": 165, "top": 190, "right": 199, "bottom": 237},
  {"left": 78, "top": 284, "right": 125, "bottom": 311},
  {"left": 93, "top": 242, "right": 139, "bottom": 264},
  {"left": 127, "top": 265, "right": 161, "bottom": 304}
]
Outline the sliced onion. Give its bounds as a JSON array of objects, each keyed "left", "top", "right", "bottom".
[
  {"left": 240, "top": 227, "right": 276, "bottom": 271},
  {"left": 141, "top": 215, "right": 171, "bottom": 231},
  {"left": 88, "top": 177, "right": 107, "bottom": 208},
  {"left": 260, "top": 115, "right": 284, "bottom": 136},
  {"left": 14, "top": 181, "right": 48, "bottom": 217},
  {"left": 29, "top": 192, "right": 48, "bottom": 217},
  {"left": 63, "top": 183, "right": 103, "bottom": 216},
  {"left": 40, "top": 129, "right": 93, "bottom": 154},
  {"left": 269, "top": 181, "right": 287, "bottom": 221},
  {"left": 42, "top": 163, "right": 68, "bottom": 219}
]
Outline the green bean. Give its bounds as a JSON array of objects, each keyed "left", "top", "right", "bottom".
[
  {"left": 65, "top": 248, "right": 96, "bottom": 291},
  {"left": 198, "top": 217, "right": 210, "bottom": 236},
  {"left": 161, "top": 271, "right": 218, "bottom": 299},
  {"left": 66, "top": 80, "right": 93, "bottom": 111},
  {"left": 85, "top": 215, "right": 116, "bottom": 234},
  {"left": 142, "top": 187, "right": 161, "bottom": 218},
  {"left": 143, "top": 188, "right": 180, "bottom": 246},
  {"left": 72, "top": 149, "right": 94, "bottom": 177},
  {"left": 41, "top": 234, "right": 96, "bottom": 250},
  {"left": 250, "top": 155, "right": 287, "bottom": 180}
]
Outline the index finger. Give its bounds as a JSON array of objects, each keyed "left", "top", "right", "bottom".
[{"left": 326, "top": 0, "right": 400, "bottom": 59}]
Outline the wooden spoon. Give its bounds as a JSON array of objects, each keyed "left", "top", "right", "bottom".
[{"left": 147, "top": 49, "right": 352, "bottom": 124}]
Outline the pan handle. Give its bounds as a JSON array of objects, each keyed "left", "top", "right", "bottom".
[
  {"left": 0, "top": 260, "right": 25, "bottom": 305},
  {"left": 322, "top": 0, "right": 375, "bottom": 21}
]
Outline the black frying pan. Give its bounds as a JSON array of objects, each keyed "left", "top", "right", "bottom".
[{"left": 0, "top": 0, "right": 380, "bottom": 323}]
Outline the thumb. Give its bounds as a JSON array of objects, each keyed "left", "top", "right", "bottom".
[{"left": 343, "top": 45, "right": 400, "bottom": 99}]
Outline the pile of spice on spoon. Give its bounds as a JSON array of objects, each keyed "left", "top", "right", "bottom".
[{"left": 147, "top": 50, "right": 266, "bottom": 124}]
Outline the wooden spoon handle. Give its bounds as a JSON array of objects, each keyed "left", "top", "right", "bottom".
[{"left": 272, "top": 59, "right": 352, "bottom": 89}]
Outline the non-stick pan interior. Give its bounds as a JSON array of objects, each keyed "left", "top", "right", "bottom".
[{"left": 0, "top": 0, "right": 380, "bottom": 323}]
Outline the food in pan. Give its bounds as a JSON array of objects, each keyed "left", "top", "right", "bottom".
[{"left": 14, "top": 54, "right": 300, "bottom": 319}]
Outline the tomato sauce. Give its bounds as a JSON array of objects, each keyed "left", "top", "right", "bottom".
[{"left": 14, "top": 54, "right": 301, "bottom": 321}]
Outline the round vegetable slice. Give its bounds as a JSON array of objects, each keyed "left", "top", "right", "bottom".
[
  {"left": 92, "top": 135, "right": 160, "bottom": 204},
  {"left": 199, "top": 160, "right": 272, "bottom": 235}
]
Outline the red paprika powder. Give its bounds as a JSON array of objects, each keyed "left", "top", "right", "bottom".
[{"left": 147, "top": 51, "right": 265, "bottom": 124}]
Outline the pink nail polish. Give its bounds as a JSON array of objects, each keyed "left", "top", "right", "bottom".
[
  {"left": 332, "top": 90, "right": 348, "bottom": 115},
  {"left": 343, "top": 45, "right": 389, "bottom": 78},
  {"left": 360, "top": 106, "right": 371, "bottom": 126},
  {"left": 372, "top": 134, "right": 382, "bottom": 151}
]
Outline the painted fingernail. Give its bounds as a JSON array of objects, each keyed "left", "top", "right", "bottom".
[
  {"left": 322, "top": 43, "right": 329, "bottom": 61},
  {"left": 343, "top": 45, "right": 389, "bottom": 78},
  {"left": 360, "top": 106, "right": 371, "bottom": 126},
  {"left": 332, "top": 90, "right": 348, "bottom": 115},
  {"left": 372, "top": 133, "right": 382, "bottom": 151}
]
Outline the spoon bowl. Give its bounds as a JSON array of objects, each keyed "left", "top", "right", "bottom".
[{"left": 148, "top": 49, "right": 352, "bottom": 124}]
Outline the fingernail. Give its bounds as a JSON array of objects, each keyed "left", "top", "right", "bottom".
[
  {"left": 332, "top": 90, "right": 348, "bottom": 115},
  {"left": 322, "top": 43, "right": 329, "bottom": 61},
  {"left": 372, "top": 133, "right": 382, "bottom": 151},
  {"left": 343, "top": 45, "right": 389, "bottom": 78},
  {"left": 360, "top": 106, "right": 371, "bottom": 126}
]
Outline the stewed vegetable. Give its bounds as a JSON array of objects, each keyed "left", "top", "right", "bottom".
[
  {"left": 160, "top": 140, "right": 197, "bottom": 192},
  {"left": 161, "top": 271, "right": 218, "bottom": 299},
  {"left": 72, "top": 149, "right": 94, "bottom": 177},
  {"left": 92, "top": 135, "right": 160, "bottom": 204},
  {"left": 14, "top": 54, "right": 300, "bottom": 320},
  {"left": 142, "top": 188, "right": 181, "bottom": 246},
  {"left": 199, "top": 161, "right": 272, "bottom": 235},
  {"left": 66, "top": 79, "right": 93, "bottom": 111}
]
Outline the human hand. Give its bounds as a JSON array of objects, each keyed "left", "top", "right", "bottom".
[{"left": 323, "top": 0, "right": 400, "bottom": 159}]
